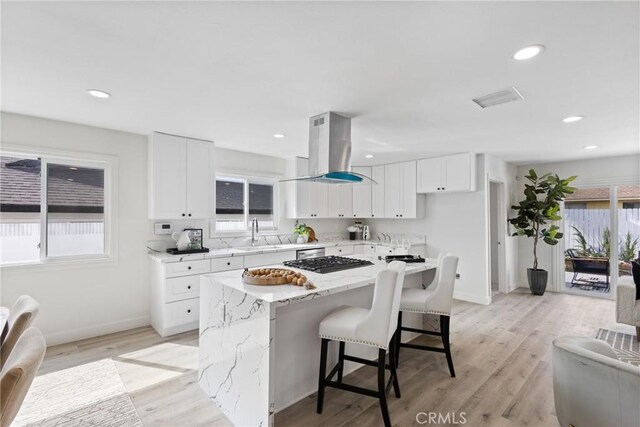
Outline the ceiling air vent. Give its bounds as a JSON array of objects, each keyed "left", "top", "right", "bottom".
[{"left": 472, "top": 87, "right": 524, "bottom": 109}]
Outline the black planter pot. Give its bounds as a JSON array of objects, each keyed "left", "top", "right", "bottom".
[{"left": 527, "top": 268, "right": 548, "bottom": 295}]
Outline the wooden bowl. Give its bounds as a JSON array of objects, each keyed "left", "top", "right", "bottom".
[{"left": 242, "top": 268, "right": 309, "bottom": 287}]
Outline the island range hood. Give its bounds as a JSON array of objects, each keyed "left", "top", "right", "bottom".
[{"left": 281, "top": 112, "right": 374, "bottom": 184}]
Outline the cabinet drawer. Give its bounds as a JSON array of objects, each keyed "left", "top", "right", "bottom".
[
  {"left": 165, "top": 298, "right": 199, "bottom": 328},
  {"left": 165, "top": 276, "right": 200, "bottom": 303},
  {"left": 326, "top": 245, "right": 354, "bottom": 256},
  {"left": 211, "top": 256, "right": 244, "bottom": 272},
  {"left": 376, "top": 245, "right": 395, "bottom": 255},
  {"left": 165, "top": 259, "right": 210, "bottom": 278}
]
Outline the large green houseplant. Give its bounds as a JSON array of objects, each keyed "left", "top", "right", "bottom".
[{"left": 508, "top": 170, "right": 576, "bottom": 295}]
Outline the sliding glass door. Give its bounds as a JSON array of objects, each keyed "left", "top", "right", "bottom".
[{"left": 562, "top": 185, "right": 639, "bottom": 298}]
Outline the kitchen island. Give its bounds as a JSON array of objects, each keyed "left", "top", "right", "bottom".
[{"left": 198, "top": 255, "right": 437, "bottom": 426}]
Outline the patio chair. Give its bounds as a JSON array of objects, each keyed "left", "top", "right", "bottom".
[{"left": 565, "top": 250, "right": 610, "bottom": 290}]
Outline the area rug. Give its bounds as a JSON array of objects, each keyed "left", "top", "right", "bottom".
[
  {"left": 596, "top": 328, "right": 640, "bottom": 366},
  {"left": 13, "top": 358, "right": 143, "bottom": 427}
]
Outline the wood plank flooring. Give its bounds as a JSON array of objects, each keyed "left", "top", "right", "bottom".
[{"left": 36, "top": 289, "right": 632, "bottom": 426}]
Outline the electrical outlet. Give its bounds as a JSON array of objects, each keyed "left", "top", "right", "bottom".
[{"left": 456, "top": 273, "right": 461, "bottom": 279}]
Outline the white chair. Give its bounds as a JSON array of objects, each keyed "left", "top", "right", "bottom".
[
  {"left": 1, "top": 295, "right": 40, "bottom": 367},
  {"left": 395, "top": 253, "right": 458, "bottom": 377},
  {"left": 317, "top": 261, "right": 406, "bottom": 427},
  {"left": 552, "top": 336, "right": 640, "bottom": 427},
  {"left": 616, "top": 275, "right": 639, "bottom": 341},
  {"left": 1, "top": 327, "right": 47, "bottom": 427}
]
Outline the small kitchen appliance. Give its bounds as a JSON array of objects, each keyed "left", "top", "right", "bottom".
[{"left": 362, "top": 225, "right": 370, "bottom": 240}]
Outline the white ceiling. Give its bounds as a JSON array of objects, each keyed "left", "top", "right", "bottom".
[{"left": 2, "top": 1, "right": 639, "bottom": 165}]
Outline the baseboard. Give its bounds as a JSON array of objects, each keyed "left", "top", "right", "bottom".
[
  {"left": 44, "top": 315, "right": 150, "bottom": 347},
  {"left": 454, "top": 290, "right": 491, "bottom": 305}
]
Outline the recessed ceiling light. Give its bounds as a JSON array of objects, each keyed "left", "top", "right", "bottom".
[
  {"left": 365, "top": 154, "right": 374, "bottom": 159},
  {"left": 273, "top": 133, "right": 286, "bottom": 139},
  {"left": 69, "top": 167, "right": 78, "bottom": 170},
  {"left": 584, "top": 145, "right": 598, "bottom": 150},
  {"left": 87, "top": 89, "right": 111, "bottom": 98},
  {"left": 67, "top": 178, "right": 74, "bottom": 181},
  {"left": 563, "top": 116, "right": 583, "bottom": 123},
  {"left": 513, "top": 45, "right": 545, "bottom": 60}
]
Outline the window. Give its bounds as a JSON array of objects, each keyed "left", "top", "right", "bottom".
[
  {"left": 565, "top": 202, "right": 587, "bottom": 210},
  {"left": 215, "top": 175, "right": 276, "bottom": 232},
  {"left": 622, "top": 202, "right": 640, "bottom": 209},
  {"left": 0, "top": 152, "right": 110, "bottom": 265}
]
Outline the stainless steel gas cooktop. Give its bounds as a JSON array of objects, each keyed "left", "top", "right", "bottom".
[{"left": 283, "top": 255, "right": 373, "bottom": 274}]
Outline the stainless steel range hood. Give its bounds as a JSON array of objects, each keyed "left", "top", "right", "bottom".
[{"left": 281, "top": 112, "right": 374, "bottom": 184}]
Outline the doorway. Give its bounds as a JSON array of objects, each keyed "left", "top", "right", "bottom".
[{"left": 489, "top": 180, "right": 507, "bottom": 297}]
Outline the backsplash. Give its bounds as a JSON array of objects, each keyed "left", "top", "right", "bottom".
[{"left": 146, "top": 218, "right": 426, "bottom": 253}]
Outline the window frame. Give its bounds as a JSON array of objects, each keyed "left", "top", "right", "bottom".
[
  {"left": 211, "top": 172, "right": 279, "bottom": 236},
  {"left": 1, "top": 144, "right": 117, "bottom": 269}
]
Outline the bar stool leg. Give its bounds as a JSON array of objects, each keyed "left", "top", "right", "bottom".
[
  {"left": 388, "top": 336, "right": 401, "bottom": 398},
  {"left": 440, "top": 315, "right": 455, "bottom": 378},
  {"left": 395, "top": 311, "right": 402, "bottom": 368},
  {"left": 377, "top": 348, "right": 391, "bottom": 427},
  {"left": 317, "top": 338, "right": 329, "bottom": 413},
  {"left": 337, "top": 341, "right": 345, "bottom": 383}
]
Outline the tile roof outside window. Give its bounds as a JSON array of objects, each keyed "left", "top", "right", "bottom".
[{"left": 1, "top": 156, "right": 104, "bottom": 212}]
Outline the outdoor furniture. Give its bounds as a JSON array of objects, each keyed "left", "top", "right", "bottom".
[
  {"left": 616, "top": 276, "right": 640, "bottom": 341},
  {"left": 565, "top": 249, "right": 610, "bottom": 290},
  {"left": 552, "top": 336, "right": 640, "bottom": 427}
]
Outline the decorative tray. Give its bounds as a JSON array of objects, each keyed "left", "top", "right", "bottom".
[
  {"left": 384, "top": 255, "right": 425, "bottom": 263},
  {"left": 167, "top": 247, "right": 210, "bottom": 255},
  {"left": 242, "top": 268, "right": 316, "bottom": 289}
]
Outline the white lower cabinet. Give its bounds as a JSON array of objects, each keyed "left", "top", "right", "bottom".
[
  {"left": 151, "top": 256, "right": 238, "bottom": 337},
  {"left": 325, "top": 245, "right": 354, "bottom": 256}
]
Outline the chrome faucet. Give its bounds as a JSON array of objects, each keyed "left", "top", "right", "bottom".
[{"left": 251, "top": 218, "right": 259, "bottom": 246}]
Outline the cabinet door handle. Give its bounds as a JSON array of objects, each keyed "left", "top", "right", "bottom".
[
  {"left": 188, "top": 266, "right": 192, "bottom": 270},
  {"left": 188, "top": 213, "right": 192, "bottom": 217},
  {"left": 187, "top": 285, "right": 192, "bottom": 289},
  {"left": 227, "top": 262, "right": 231, "bottom": 266},
  {"left": 400, "top": 214, "right": 403, "bottom": 217},
  {"left": 182, "top": 213, "right": 186, "bottom": 217},
  {"left": 187, "top": 309, "right": 191, "bottom": 313}
]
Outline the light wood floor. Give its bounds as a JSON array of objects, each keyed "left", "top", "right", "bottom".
[{"left": 38, "top": 290, "right": 632, "bottom": 426}]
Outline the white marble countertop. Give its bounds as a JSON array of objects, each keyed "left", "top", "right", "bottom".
[
  {"left": 148, "top": 240, "right": 421, "bottom": 264},
  {"left": 200, "top": 255, "right": 437, "bottom": 304}
]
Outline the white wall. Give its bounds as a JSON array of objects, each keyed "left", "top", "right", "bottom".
[
  {"left": 515, "top": 154, "right": 640, "bottom": 290},
  {"left": 1, "top": 112, "right": 149, "bottom": 345}
]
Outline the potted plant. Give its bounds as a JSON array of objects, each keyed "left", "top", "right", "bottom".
[
  {"left": 294, "top": 223, "right": 310, "bottom": 244},
  {"left": 508, "top": 169, "right": 576, "bottom": 295}
]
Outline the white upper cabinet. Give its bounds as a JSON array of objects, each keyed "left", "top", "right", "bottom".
[
  {"left": 309, "top": 182, "right": 328, "bottom": 218},
  {"left": 384, "top": 161, "right": 417, "bottom": 218},
  {"left": 148, "top": 132, "right": 214, "bottom": 219},
  {"left": 371, "top": 165, "right": 386, "bottom": 218},
  {"left": 327, "top": 183, "right": 353, "bottom": 218},
  {"left": 352, "top": 166, "right": 372, "bottom": 218},
  {"left": 417, "top": 153, "right": 476, "bottom": 193},
  {"left": 186, "top": 139, "right": 214, "bottom": 219}
]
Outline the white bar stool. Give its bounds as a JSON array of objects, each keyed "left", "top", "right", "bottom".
[
  {"left": 395, "top": 253, "right": 459, "bottom": 377},
  {"left": 316, "top": 261, "right": 406, "bottom": 427}
]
